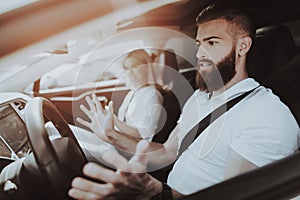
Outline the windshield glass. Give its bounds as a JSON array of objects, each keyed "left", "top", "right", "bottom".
[{"left": 0, "top": 0, "right": 39, "bottom": 14}]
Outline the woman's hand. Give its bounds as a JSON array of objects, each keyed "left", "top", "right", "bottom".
[{"left": 77, "top": 94, "right": 114, "bottom": 143}]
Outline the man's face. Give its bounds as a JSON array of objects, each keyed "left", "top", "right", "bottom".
[{"left": 195, "top": 19, "right": 237, "bottom": 92}]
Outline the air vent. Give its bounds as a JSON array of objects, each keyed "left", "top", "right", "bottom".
[{"left": 13, "top": 100, "right": 26, "bottom": 111}]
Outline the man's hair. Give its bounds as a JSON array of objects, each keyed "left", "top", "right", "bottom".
[{"left": 196, "top": 0, "right": 257, "bottom": 40}]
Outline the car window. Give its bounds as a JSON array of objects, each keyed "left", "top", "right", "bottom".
[
  {"left": 0, "top": 0, "right": 38, "bottom": 14},
  {"left": 31, "top": 25, "right": 198, "bottom": 92},
  {"left": 36, "top": 40, "right": 144, "bottom": 90}
]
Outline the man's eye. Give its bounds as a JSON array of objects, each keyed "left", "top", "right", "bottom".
[{"left": 208, "top": 41, "right": 217, "bottom": 46}]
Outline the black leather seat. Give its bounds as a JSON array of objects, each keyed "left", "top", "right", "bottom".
[
  {"left": 152, "top": 87, "right": 181, "bottom": 144},
  {"left": 248, "top": 25, "right": 300, "bottom": 125},
  {"left": 265, "top": 52, "right": 300, "bottom": 124},
  {"left": 247, "top": 25, "right": 298, "bottom": 83},
  {"left": 151, "top": 49, "right": 181, "bottom": 144}
]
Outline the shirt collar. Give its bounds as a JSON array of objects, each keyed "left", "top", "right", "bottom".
[
  {"left": 224, "top": 78, "right": 260, "bottom": 100},
  {"left": 195, "top": 78, "right": 260, "bottom": 102}
]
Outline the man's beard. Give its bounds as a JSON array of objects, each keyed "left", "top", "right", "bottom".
[{"left": 196, "top": 48, "right": 236, "bottom": 92}]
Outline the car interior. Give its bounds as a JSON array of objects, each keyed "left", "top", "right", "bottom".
[{"left": 0, "top": 0, "right": 300, "bottom": 199}]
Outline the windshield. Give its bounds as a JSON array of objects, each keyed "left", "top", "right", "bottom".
[
  {"left": 0, "top": 0, "right": 39, "bottom": 14},
  {"left": 0, "top": 0, "right": 183, "bottom": 93}
]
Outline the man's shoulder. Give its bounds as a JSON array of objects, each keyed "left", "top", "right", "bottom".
[
  {"left": 240, "top": 86, "right": 298, "bottom": 126},
  {"left": 249, "top": 86, "right": 286, "bottom": 108}
]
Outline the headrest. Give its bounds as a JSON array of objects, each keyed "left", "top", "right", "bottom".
[{"left": 247, "top": 25, "right": 297, "bottom": 83}]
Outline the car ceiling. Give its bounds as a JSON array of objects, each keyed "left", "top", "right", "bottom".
[
  {"left": 121, "top": 0, "right": 300, "bottom": 37},
  {"left": 0, "top": 0, "right": 182, "bottom": 58},
  {"left": 1, "top": 0, "right": 299, "bottom": 59}
]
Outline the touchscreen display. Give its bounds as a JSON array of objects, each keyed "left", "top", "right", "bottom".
[{"left": 0, "top": 104, "right": 31, "bottom": 159}]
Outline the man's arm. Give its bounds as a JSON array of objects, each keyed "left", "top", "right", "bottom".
[
  {"left": 106, "top": 124, "right": 179, "bottom": 169},
  {"left": 224, "top": 148, "right": 257, "bottom": 180},
  {"left": 68, "top": 140, "right": 185, "bottom": 200}
]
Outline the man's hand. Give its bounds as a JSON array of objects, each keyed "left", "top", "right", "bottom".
[
  {"left": 68, "top": 140, "right": 162, "bottom": 200},
  {"left": 77, "top": 94, "right": 114, "bottom": 143}
]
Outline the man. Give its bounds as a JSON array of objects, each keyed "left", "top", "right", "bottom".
[{"left": 69, "top": 1, "right": 299, "bottom": 199}]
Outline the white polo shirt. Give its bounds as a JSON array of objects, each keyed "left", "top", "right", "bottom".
[{"left": 167, "top": 78, "right": 299, "bottom": 195}]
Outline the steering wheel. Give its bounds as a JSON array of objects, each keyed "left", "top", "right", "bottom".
[{"left": 24, "top": 97, "right": 87, "bottom": 198}]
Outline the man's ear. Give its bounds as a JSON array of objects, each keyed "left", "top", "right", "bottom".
[{"left": 237, "top": 36, "right": 252, "bottom": 56}]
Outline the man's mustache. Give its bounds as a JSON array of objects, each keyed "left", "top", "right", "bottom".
[{"left": 197, "top": 58, "right": 214, "bottom": 68}]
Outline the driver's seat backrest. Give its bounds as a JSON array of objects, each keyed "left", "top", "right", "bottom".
[
  {"left": 247, "top": 25, "right": 300, "bottom": 136},
  {"left": 252, "top": 25, "right": 300, "bottom": 127},
  {"left": 152, "top": 50, "right": 181, "bottom": 144},
  {"left": 247, "top": 25, "right": 298, "bottom": 83},
  {"left": 152, "top": 86, "right": 181, "bottom": 144},
  {"left": 264, "top": 53, "right": 300, "bottom": 125}
]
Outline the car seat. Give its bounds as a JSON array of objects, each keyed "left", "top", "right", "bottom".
[
  {"left": 152, "top": 49, "right": 181, "bottom": 144},
  {"left": 265, "top": 53, "right": 300, "bottom": 125},
  {"left": 247, "top": 25, "right": 298, "bottom": 83},
  {"left": 150, "top": 49, "right": 189, "bottom": 182},
  {"left": 247, "top": 25, "right": 300, "bottom": 124}
]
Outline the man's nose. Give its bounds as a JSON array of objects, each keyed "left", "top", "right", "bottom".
[{"left": 196, "top": 45, "right": 208, "bottom": 59}]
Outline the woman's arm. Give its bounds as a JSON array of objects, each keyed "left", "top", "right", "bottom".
[
  {"left": 77, "top": 94, "right": 179, "bottom": 168},
  {"left": 125, "top": 87, "right": 163, "bottom": 139}
]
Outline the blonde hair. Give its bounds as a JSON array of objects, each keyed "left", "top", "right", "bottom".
[
  {"left": 123, "top": 49, "right": 168, "bottom": 87},
  {"left": 123, "top": 49, "right": 152, "bottom": 70}
]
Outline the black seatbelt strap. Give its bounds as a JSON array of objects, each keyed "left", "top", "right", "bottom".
[{"left": 178, "top": 87, "right": 259, "bottom": 157}]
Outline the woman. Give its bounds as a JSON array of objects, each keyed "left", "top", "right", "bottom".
[{"left": 114, "top": 49, "right": 164, "bottom": 141}]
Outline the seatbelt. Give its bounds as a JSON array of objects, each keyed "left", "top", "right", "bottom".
[{"left": 178, "top": 87, "right": 259, "bottom": 157}]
